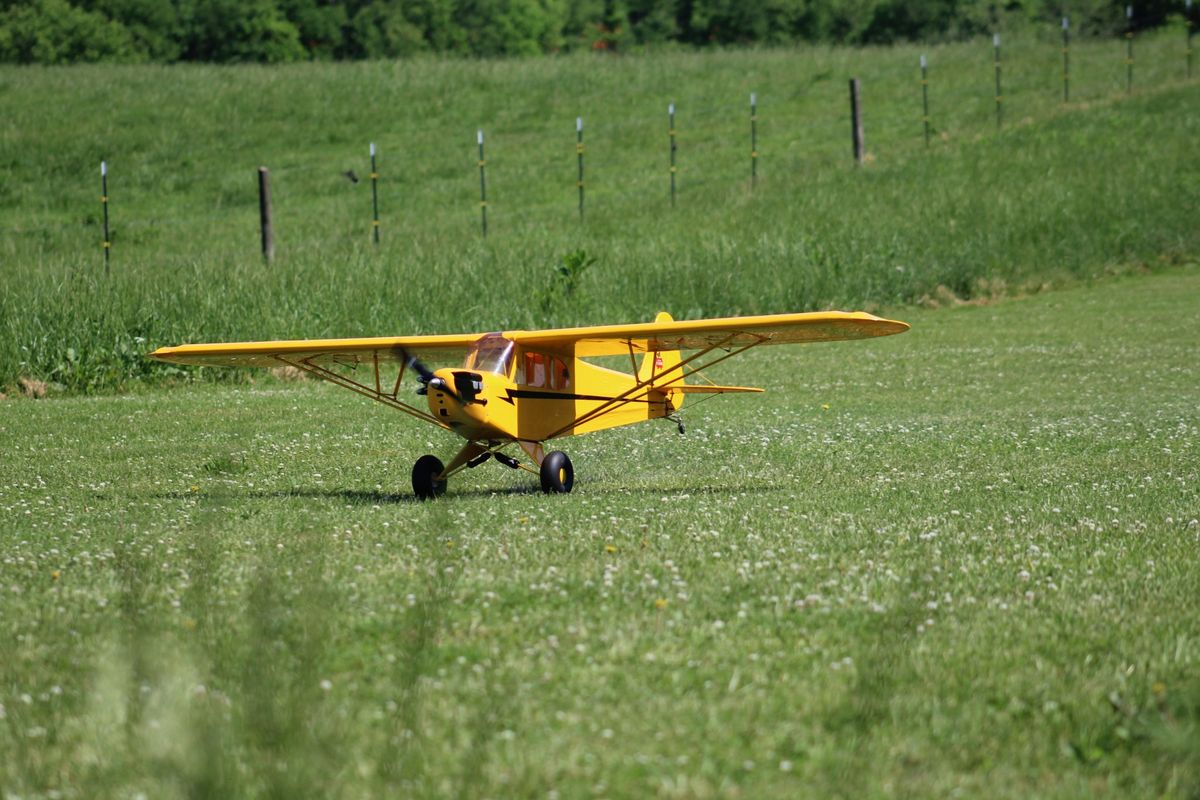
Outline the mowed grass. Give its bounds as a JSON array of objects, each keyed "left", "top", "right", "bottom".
[
  {"left": 2, "top": 32, "right": 1199, "bottom": 390},
  {"left": 1, "top": 269, "right": 1197, "bottom": 798}
]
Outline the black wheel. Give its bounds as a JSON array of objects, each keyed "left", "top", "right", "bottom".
[
  {"left": 412, "top": 455, "right": 447, "bottom": 500},
  {"left": 539, "top": 450, "right": 574, "bottom": 494}
]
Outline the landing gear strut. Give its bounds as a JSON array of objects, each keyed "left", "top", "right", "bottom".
[{"left": 411, "top": 446, "right": 574, "bottom": 498}]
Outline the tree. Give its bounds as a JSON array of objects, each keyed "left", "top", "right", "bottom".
[
  {"left": 179, "top": 0, "right": 305, "bottom": 62},
  {"left": 277, "top": 0, "right": 348, "bottom": 59},
  {"left": 77, "top": 0, "right": 185, "bottom": 60},
  {"left": 349, "top": 1, "right": 428, "bottom": 58},
  {"left": 0, "top": 0, "right": 139, "bottom": 63}
]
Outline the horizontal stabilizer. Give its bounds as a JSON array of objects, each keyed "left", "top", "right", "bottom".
[{"left": 674, "top": 384, "right": 763, "bottom": 394}]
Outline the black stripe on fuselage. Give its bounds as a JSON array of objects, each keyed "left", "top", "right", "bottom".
[{"left": 500, "top": 389, "right": 658, "bottom": 405}]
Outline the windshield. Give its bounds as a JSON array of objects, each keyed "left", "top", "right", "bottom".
[{"left": 465, "top": 334, "right": 515, "bottom": 376}]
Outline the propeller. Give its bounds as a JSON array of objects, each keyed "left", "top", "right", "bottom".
[{"left": 401, "top": 349, "right": 456, "bottom": 399}]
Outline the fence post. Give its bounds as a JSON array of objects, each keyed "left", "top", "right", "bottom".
[
  {"left": 258, "top": 166, "right": 274, "bottom": 263},
  {"left": 100, "top": 160, "right": 110, "bottom": 275},
  {"left": 369, "top": 142, "right": 380, "bottom": 245},
  {"left": 920, "top": 55, "right": 931, "bottom": 146},
  {"left": 1126, "top": 5, "right": 1135, "bottom": 93},
  {"left": 1063, "top": 16, "right": 1071, "bottom": 102},
  {"left": 993, "top": 34, "right": 1003, "bottom": 128},
  {"left": 1188, "top": 0, "right": 1194, "bottom": 79},
  {"left": 750, "top": 92, "right": 758, "bottom": 188},
  {"left": 668, "top": 103, "right": 677, "bottom": 207},
  {"left": 477, "top": 130, "right": 487, "bottom": 237},
  {"left": 576, "top": 117, "right": 584, "bottom": 222},
  {"left": 849, "top": 78, "right": 864, "bottom": 165}
]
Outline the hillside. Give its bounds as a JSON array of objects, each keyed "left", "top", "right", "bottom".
[{"left": 1, "top": 31, "right": 1198, "bottom": 391}]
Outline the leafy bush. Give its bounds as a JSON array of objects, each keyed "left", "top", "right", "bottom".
[
  {"left": 179, "top": 0, "right": 306, "bottom": 63},
  {"left": 0, "top": 0, "right": 1185, "bottom": 64},
  {"left": 0, "top": 0, "right": 140, "bottom": 63}
]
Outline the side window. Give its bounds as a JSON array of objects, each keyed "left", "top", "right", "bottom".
[
  {"left": 550, "top": 357, "right": 571, "bottom": 390},
  {"left": 524, "top": 352, "right": 546, "bottom": 388}
]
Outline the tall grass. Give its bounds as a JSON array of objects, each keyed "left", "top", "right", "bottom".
[{"left": 1, "top": 29, "right": 1198, "bottom": 391}]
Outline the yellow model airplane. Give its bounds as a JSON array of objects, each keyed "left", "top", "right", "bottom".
[{"left": 150, "top": 310, "right": 908, "bottom": 498}]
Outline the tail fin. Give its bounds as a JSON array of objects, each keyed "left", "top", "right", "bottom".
[{"left": 638, "top": 312, "right": 685, "bottom": 407}]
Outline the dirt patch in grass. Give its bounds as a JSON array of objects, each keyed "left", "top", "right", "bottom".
[
  {"left": 18, "top": 377, "right": 47, "bottom": 399},
  {"left": 269, "top": 366, "right": 308, "bottom": 382}
]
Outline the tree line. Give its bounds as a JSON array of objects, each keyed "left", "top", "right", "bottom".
[{"left": 0, "top": 0, "right": 1186, "bottom": 65}]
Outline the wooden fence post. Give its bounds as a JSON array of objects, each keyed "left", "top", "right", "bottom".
[
  {"left": 258, "top": 167, "right": 274, "bottom": 262},
  {"left": 849, "top": 78, "right": 864, "bottom": 165}
]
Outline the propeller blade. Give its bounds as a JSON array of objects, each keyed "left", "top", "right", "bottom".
[
  {"left": 401, "top": 349, "right": 436, "bottom": 383},
  {"left": 401, "top": 349, "right": 457, "bottom": 400}
]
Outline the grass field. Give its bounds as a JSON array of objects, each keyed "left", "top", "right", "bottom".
[
  {"left": 2, "top": 30, "right": 1199, "bottom": 391},
  {"left": 1, "top": 268, "right": 1197, "bottom": 798}
]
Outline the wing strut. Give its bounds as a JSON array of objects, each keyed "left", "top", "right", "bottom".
[{"left": 275, "top": 355, "right": 450, "bottom": 430}]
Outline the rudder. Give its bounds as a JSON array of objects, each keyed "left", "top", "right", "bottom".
[{"left": 638, "top": 311, "right": 685, "bottom": 409}]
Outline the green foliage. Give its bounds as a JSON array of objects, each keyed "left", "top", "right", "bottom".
[
  {"left": 277, "top": 0, "right": 349, "bottom": 59},
  {"left": 0, "top": 0, "right": 1190, "bottom": 63},
  {"left": 349, "top": 1, "right": 428, "bottom": 58},
  {"left": 179, "top": 0, "right": 306, "bottom": 63},
  {"left": 0, "top": 0, "right": 139, "bottom": 63},
  {"left": 452, "top": 0, "right": 569, "bottom": 56},
  {"left": 556, "top": 247, "right": 596, "bottom": 291},
  {"left": 626, "top": 0, "right": 679, "bottom": 44},
  {"left": 540, "top": 248, "right": 597, "bottom": 313},
  {"left": 78, "top": 0, "right": 186, "bottom": 60}
]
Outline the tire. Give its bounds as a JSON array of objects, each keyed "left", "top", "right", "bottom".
[
  {"left": 539, "top": 450, "right": 574, "bottom": 494},
  {"left": 412, "top": 454, "right": 447, "bottom": 500}
]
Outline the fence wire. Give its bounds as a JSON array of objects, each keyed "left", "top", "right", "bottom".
[{"left": 2, "top": 30, "right": 1195, "bottom": 257}]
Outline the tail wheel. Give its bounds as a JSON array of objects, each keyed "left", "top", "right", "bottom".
[
  {"left": 412, "top": 454, "right": 447, "bottom": 500},
  {"left": 539, "top": 450, "right": 574, "bottom": 494}
]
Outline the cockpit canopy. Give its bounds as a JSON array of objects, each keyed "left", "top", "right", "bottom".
[{"left": 464, "top": 334, "right": 515, "bottom": 376}]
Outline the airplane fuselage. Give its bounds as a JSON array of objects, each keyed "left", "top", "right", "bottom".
[{"left": 426, "top": 335, "right": 680, "bottom": 443}]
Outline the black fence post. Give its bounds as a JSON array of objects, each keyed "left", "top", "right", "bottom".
[
  {"left": 477, "top": 130, "right": 487, "bottom": 237},
  {"left": 993, "top": 34, "right": 1003, "bottom": 129},
  {"left": 668, "top": 103, "right": 677, "bottom": 207},
  {"left": 370, "top": 142, "right": 380, "bottom": 245},
  {"left": 1126, "top": 5, "right": 1135, "bottom": 93},
  {"left": 920, "top": 55, "right": 931, "bottom": 146},
  {"left": 1188, "top": 0, "right": 1195, "bottom": 79},
  {"left": 750, "top": 92, "right": 758, "bottom": 188},
  {"left": 576, "top": 117, "right": 584, "bottom": 222},
  {"left": 1063, "top": 16, "right": 1071, "bottom": 103},
  {"left": 100, "top": 160, "right": 110, "bottom": 275}
]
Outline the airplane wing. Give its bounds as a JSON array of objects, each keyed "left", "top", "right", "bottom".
[
  {"left": 148, "top": 333, "right": 481, "bottom": 370},
  {"left": 148, "top": 311, "right": 907, "bottom": 368},
  {"left": 505, "top": 311, "right": 908, "bottom": 357}
]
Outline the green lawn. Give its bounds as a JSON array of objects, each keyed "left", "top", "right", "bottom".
[{"left": 1, "top": 269, "right": 1197, "bottom": 798}]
